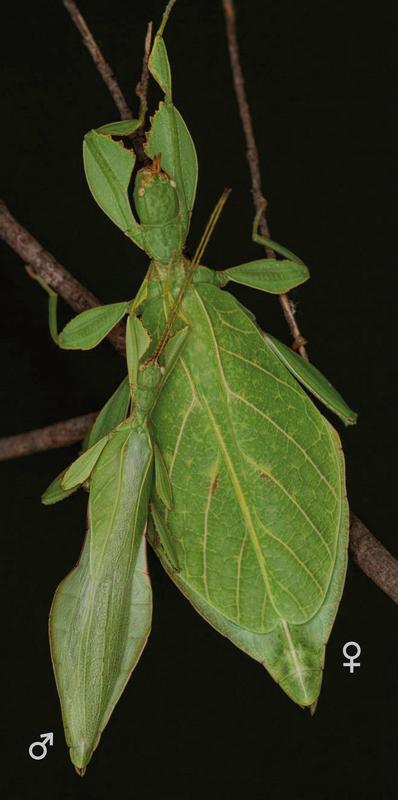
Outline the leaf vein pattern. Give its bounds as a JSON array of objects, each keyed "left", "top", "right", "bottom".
[
  {"left": 254, "top": 514, "right": 324, "bottom": 597},
  {"left": 192, "top": 289, "right": 283, "bottom": 617},
  {"left": 201, "top": 396, "right": 272, "bottom": 606},
  {"left": 273, "top": 576, "right": 308, "bottom": 616},
  {"left": 203, "top": 473, "right": 217, "bottom": 602},
  {"left": 218, "top": 344, "right": 309, "bottom": 404},
  {"left": 213, "top": 307, "right": 249, "bottom": 334},
  {"left": 242, "top": 452, "right": 332, "bottom": 558},
  {"left": 230, "top": 389, "right": 337, "bottom": 499},
  {"left": 195, "top": 291, "right": 336, "bottom": 499},
  {"left": 235, "top": 532, "right": 248, "bottom": 624},
  {"left": 191, "top": 289, "right": 328, "bottom": 619},
  {"left": 280, "top": 619, "right": 310, "bottom": 704}
]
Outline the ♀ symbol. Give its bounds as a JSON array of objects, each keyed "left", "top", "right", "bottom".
[{"left": 342, "top": 641, "right": 361, "bottom": 673}]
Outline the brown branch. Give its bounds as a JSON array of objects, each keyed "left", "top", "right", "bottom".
[
  {"left": 222, "top": 0, "right": 308, "bottom": 360},
  {"left": 63, "top": 0, "right": 133, "bottom": 120},
  {"left": 349, "top": 514, "right": 398, "bottom": 604},
  {"left": 0, "top": 199, "right": 126, "bottom": 353},
  {"left": 0, "top": 414, "right": 96, "bottom": 461}
]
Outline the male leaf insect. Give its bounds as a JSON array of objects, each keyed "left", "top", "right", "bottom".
[{"left": 40, "top": 2, "right": 356, "bottom": 773}]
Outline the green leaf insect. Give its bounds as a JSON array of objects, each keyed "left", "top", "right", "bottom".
[{"left": 41, "top": 2, "right": 357, "bottom": 773}]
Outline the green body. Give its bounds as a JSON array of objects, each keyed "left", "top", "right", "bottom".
[
  {"left": 50, "top": 423, "right": 153, "bottom": 774},
  {"left": 133, "top": 160, "right": 183, "bottom": 262},
  {"left": 42, "top": 3, "right": 356, "bottom": 773}
]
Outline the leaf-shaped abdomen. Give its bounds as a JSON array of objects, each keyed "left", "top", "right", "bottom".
[{"left": 151, "top": 283, "right": 346, "bottom": 634}]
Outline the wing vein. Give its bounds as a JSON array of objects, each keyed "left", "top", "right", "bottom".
[{"left": 230, "top": 389, "right": 337, "bottom": 499}]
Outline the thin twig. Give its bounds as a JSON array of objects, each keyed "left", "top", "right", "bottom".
[
  {"left": 63, "top": 2, "right": 153, "bottom": 162},
  {"left": 0, "top": 199, "right": 126, "bottom": 353},
  {"left": 132, "top": 21, "right": 153, "bottom": 162},
  {"left": 349, "top": 514, "right": 398, "bottom": 605},
  {"left": 136, "top": 21, "right": 153, "bottom": 119},
  {"left": 222, "top": 0, "right": 308, "bottom": 359},
  {"left": 0, "top": 414, "right": 96, "bottom": 462},
  {"left": 63, "top": 0, "right": 133, "bottom": 120}
]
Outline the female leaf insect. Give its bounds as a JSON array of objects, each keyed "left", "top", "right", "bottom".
[{"left": 40, "top": 2, "right": 357, "bottom": 774}]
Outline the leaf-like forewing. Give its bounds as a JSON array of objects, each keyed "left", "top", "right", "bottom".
[
  {"left": 50, "top": 422, "right": 153, "bottom": 773},
  {"left": 151, "top": 432, "right": 348, "bottom": 707},
  {"left": 151, "top": 283, "right": 346, "bottom": 634},
  {"left": 88, "top": 424, "right": 153, "bottom": 575}
]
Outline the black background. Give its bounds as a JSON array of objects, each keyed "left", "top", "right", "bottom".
[{"left": 1, "top": 1, "right": 398, "bottom": 798}]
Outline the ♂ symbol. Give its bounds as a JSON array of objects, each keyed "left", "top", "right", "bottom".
[
  {"left": 342, "top": 641, "right": 361, "bottom": 673},
  {"left": 28, "top": 732, "right": 54, "bottom": 760}
]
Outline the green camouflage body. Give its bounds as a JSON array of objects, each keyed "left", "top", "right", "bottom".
[{"left": 133, "top": 159, "right": 185, "bottom": 263}]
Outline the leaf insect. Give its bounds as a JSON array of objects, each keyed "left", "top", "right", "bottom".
[{"left": 39, "top": 2, "right": 356, "bottom": 773}]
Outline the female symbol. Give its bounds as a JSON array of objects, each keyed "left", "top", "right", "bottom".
[{"left": 342, "top": 641, "right": 361, "bottom": 673}]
